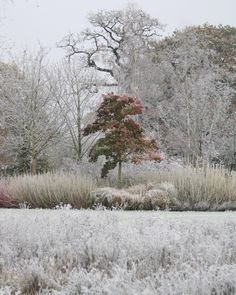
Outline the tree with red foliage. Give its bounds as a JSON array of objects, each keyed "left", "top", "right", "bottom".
[{"left": 83, "top": 93, "right": 162, "bottom": 187}]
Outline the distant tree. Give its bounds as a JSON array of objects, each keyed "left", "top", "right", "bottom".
[
  {"left": 52, "top": 58, "right": 100, "bottom": 162},
  {"left": 83, "top": 93, "right": 161, "bottom": 187},
  {"left": 0, "top": 50, "right": 62, "bottom": 174},
  {"left": 135, "top": 26, "right": 235, "bottom": 165},
  {"left": 60, "top": 5, "right": 163, "bottom": 93}
]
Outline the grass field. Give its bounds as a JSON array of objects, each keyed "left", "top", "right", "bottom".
[{"left": 0, "top": 210, "right": 236, "bottom": 294}]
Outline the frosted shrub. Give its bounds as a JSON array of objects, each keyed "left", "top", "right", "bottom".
[
  {"left": 92, "top": 184, "right": 178, "bottom": 210},
  {"left": 156, "top": 182, "right": 177, "bottom": 196},
  {"left": 145, "top": 189, "right": 173, "bottom": 210},
  {"left": 92, "top": 187, "right": 137, "bottom": 209},
  {"left": 54, "top": 203, "right": 73, "bottom": 210},
  {"left": 126, "top": 183, "right": 154, "bottom": 196},
  {"left": 18, "top": 202, "right": 31, "bottom": 209}
]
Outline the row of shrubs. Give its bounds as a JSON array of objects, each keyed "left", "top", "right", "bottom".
[{"left": 1, "top": 165, "right": 236, "bottom": 210}]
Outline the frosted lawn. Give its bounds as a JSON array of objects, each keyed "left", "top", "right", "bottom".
[{"left": 0, "top": 210, "right": 236, "bottom": 295}]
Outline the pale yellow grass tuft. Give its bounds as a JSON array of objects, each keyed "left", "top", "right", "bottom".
[
  {"left": 8, "top": 172, "right": 96, "bottom": 208},
  {"left": 135, "top": 165, "right": 236, "bottom": 209}
]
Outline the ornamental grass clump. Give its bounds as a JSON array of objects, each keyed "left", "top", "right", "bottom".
[
  {"left": 137, "top": 165, "right": 236, "bottom": 210},
  {"left": 7, "top": 172, "right": 96, "bottom": 209}
]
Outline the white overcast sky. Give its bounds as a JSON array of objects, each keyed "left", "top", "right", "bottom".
[{"left": 0, "top": 0, "right": 235, "bottom": 60}]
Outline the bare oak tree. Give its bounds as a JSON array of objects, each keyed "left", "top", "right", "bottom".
[{"left": 59, "top": 5, "right": 163, "bottom": 93}]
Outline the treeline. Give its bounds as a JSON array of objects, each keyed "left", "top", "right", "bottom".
[{"left": 0, "top": 5, "right": 236, "bottom": 175}]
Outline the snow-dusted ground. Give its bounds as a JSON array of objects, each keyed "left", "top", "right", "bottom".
[{"left": 0, "top": 210, "right": 236, "bottom": 295}]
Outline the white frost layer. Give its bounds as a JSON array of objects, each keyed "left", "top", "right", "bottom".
[{"left": 0, "top": 210, "right": 236, "bottom": 295}]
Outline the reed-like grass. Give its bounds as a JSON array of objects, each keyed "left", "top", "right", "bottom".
[
  {"left": 7, "top": 172, "right": 96, "bottom": 209},
  {"left": 4, "top": 165, "right": 236, "bottom": 210},
  {"left": 132, "top": 165, "right": 236, "bottom": 210}
]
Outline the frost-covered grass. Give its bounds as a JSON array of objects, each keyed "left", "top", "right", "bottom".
[
  {"left": 140, "top": 165, "right": 236, "bottom": 210},
  {"left": 6, "top": 173, "right": 95, "bottom": 209},
  {"left": 0, "top": 210, "right": 236, "bottom": 294}
]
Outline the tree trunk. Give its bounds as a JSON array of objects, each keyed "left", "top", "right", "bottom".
[
  {"left": 118, "top": 161, "right": 122, "bottom": 189},
  {"left": 76, "top": 93, "right": 82, "bottom": 162},
  {"left": 30, "top": 128, "right": 37, "bottom": 174},
  {"left": 31, "top": 156, "right": 37, "bottom": 175}
]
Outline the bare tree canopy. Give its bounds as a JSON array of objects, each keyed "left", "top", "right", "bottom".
[{"left": 59, "top": 5, "right": 163, "bottom": 91}]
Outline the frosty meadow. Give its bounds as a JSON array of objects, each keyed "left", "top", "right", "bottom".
[{"left": 1, "top": 210, "right": 236, "bottom": 295}]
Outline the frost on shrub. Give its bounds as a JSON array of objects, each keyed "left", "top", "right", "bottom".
[
  {"left": 215, "top": 201, "right": 236, "bottom": 211},
  {"left": 145, "top": 189, "right": 171, "bottom": 210},
  {"left": 126, "top": 183, "right": 154, "bottom": 196},
  {"left": 19, "top": 202, "right": 31, "bottom": 209},
  {"left": 155, "top": 182, "right": 177, "bottom": 196},
  {"left": 54, "top": 203, "right": 73, "bottom": 210},
  {"left": 91, "top": 187, "right": 134, "bottom": 208},
  {"left": 91, "top": 183, "right": 178, "bottom": 210},
  {"left": 193, "top": 201, "right": 210, "bottom": 211}
]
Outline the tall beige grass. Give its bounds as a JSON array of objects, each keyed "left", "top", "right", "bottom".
[
  {"left": 5, "top": 165, "right": 236, "bottom": 210},
  {"left": 133, "top": 165, "right": 236, "bottom": 210},
  {"left": 8, "top": 172, "right": 96, "bottom": 208}
]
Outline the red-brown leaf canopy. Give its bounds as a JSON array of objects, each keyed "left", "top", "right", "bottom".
[{"left": 83, "top": 93, "right": 161, "bottom": 178}]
